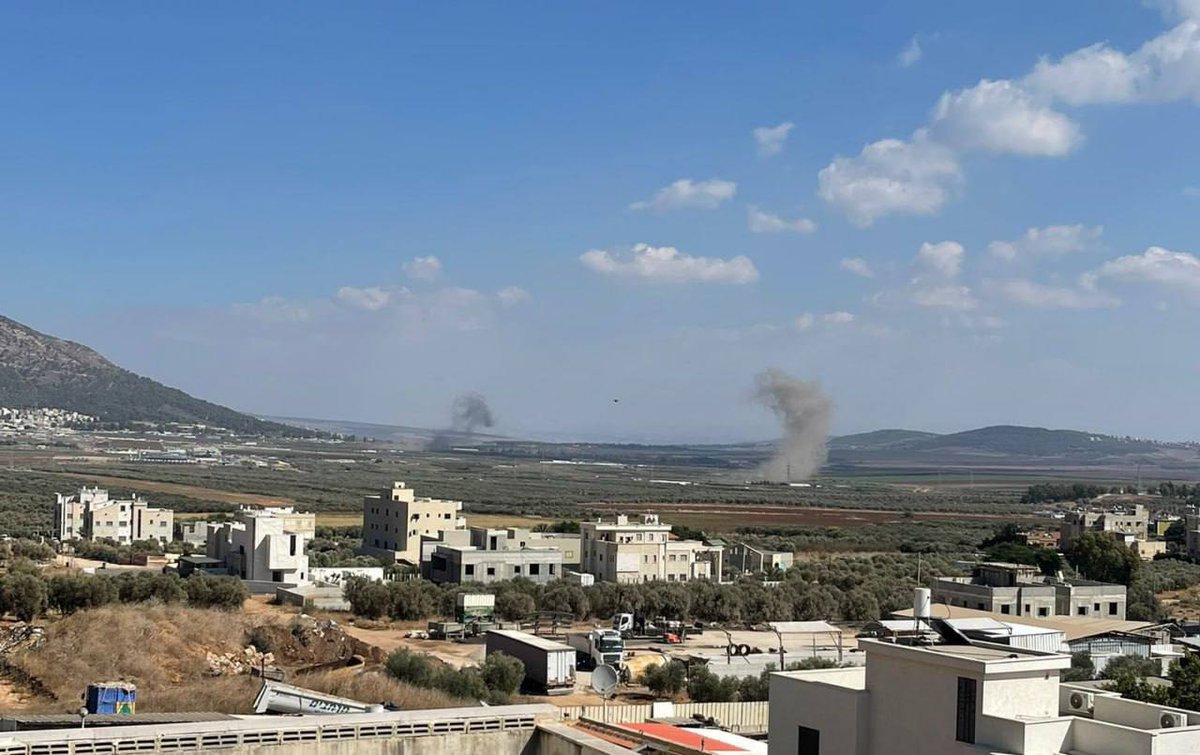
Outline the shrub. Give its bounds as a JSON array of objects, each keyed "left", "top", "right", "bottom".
[
  {"left": 1, "top": 573, "right": 50, "bottom": 622},
  {"left": 183, "top": 575, "right": 248, "bottom": 610}
]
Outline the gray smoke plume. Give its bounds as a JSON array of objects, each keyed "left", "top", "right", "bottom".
[
  {"left": 752, "top": 368, "right": 832, "bottom": 482},
  {"left": 451, "top": 393, "right": 495, "bottom": 434}
]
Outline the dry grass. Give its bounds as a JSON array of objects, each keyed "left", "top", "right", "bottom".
[
  {"left": 299, "top": 669, "right": 472, "bottom": 710},
  {"left": 11, "top": 605, "right": 259, "bottom": 714}
]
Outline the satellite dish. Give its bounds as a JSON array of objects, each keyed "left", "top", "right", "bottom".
[{"left": 591, "top": 664, "right": 619, "bottom": 697}]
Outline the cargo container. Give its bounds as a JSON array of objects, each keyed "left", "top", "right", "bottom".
[
  {"left": 485, "top": 629, "right": 575, "bottom": 695},
  {"left": 85, "top": 683, "right": 136, "bottom": 715},
  {"left": 456, "top": 593, "right": 496, "bottom": 623}
]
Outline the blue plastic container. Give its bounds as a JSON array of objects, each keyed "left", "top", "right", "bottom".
[{"left": 84, "top": 683, "right": 137, "bottom": 715}]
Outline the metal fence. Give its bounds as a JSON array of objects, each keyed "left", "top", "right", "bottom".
[{"left": 557, "top": 701, "right": 769, "bottom": 733}]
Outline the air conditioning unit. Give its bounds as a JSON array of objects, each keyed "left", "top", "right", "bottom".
[
  {"left": 1159, "top": 711, "right": 1186, "bottom": 729},
  {"left": 1067, "top": 691, "right": 1094, "bottom": 713}
]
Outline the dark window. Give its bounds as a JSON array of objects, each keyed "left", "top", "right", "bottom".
[
  {"left": 1077, "top": 606, "right": 1087, "bottom": 616},
  {"left": 529, "top": 563, "right": 541, "bottom": 576},
  {"left": 797, "top": 726, "right": 820, "bottom": 755},
  {"left": 1000, "top": 604, "right": 1011, "bottom": 615},
  {"left": 1023, "top": 604, "right": 1031, "bottom": 614},
  {"left": 465, "top": 564, "right": 475, "bottom": 576},
  {"left": 513, "top": 565, "right": 522, "bottom": 575},
  {"left": 1038, "top": 607, "right": 1049, "bottom": 617},
  {"left": 956, "top": 677, "right": 977, "bottom": 744},
  {"left": 289, "top": 535, "right": 297, "bottom": 556},
  {"left": 486, "top": 567, "right": 495, "bottom": 576},
  {"left": 1093, "top": 603, "right": 1101, "bottom": 612},
  {"left": 549, "top": 564, "right": 557, "bottom": 575},
  {"left": 1109, "top": 602, "right": 1119, "bottom": 615}
]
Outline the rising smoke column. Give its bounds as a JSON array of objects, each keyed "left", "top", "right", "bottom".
[
  {"left": 752, "top": 368, "right": 832, "bottom": 482},
  {"left": 451, "top": 393, "right": 495, "bottom": 434}
]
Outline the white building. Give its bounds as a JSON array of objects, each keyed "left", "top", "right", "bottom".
[
  {"left": 579, "top": 514, "right": 723, "bottom": 583},
  {"left": 359, "top": 481, "right": 466, "bottom": 565},
  {"left": 54, "top": 486, "right": 174, "bottom": 545},
  {"left": 769, "top": 636, "right": 1200, "bottom": 755},
  {"left": 206, "top": 507, "right": 314, "bottom": 585}
]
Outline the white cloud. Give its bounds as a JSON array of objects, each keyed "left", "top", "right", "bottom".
[
  {"left": 912, "top": 285, "right": 978, "bottom": 311},
  {"left": 987, "top": 278, "right": 1120, "bottom": 309},
  {"left": 822, "top": 311, "right": 856, "bottom": 324},
  {"left": 753, "top": 122, "right": 794, "bottom": 156},
  {"left": 898, "top": 36, "right": 923, "bottom": 67},
  {"left": 579, "top": 243, "right": 759, "bottom": 285},
  {"left": 403, "top": 255, "right": 443, "bottom": 282},
  {"left": 1025, "top": 19, "right": 1200, "bottom": 105},
  {"left": 929, "top": 79, "right": 1082, "bottom": 156},
  {"left": 794, "top": 313, "right": 815, "bottom": 331},
  {"left": 496, "top": 286, "right": 529, "bottom": 307},
  {"left": 336, "top": 286, "right": 392, "bottom": 311},
  {"left": 1098, "top": 246, "right": 1200, "bottom": 292},
  {"left": 630, "top": 178, "right": 737, "bottom": 212},
  {"left": 840, "top": 257, "right": 874, "bottom": 278},
  {"left": 916, "top": 240, "right": 965, "bottom": 277},
  {"left": 988, "top": 224, "right": 1103, "bottom": 260},
  {"left": 817, "top": 137, "right": 962, "bottom": 225},
  {"left": 747, "top": 206, "right": 817, "bottom": 234}
]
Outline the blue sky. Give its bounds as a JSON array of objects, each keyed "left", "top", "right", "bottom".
[{"left": 3, "top": 1, "right": 1200, "bottom": 442}]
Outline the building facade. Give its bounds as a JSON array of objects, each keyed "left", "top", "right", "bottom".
[
  {"left": 469, "top": 527, "right": 582, "bottom": 568},
  {"left": 932, "top": 562, "right": 1126, "bottom": 620},
  {"left": 768, "top": 637, "right": 1200, "bottom": 755},
  {"left": 206, "top": 507, "right": 314, "bottom": 584},
  {"left": 728, "top": 542, "right": 794, "bottom": 574},
  {"left": 1060, "top": 505, "right": 1151, "bottom": 553},
  {"left": 427, "top": 544, "right": 564, "bottom": 585},
  {"left": 54, "top": 486, "right": 174, "bottom": 545},
  {"left": 359, "top": 481, "right": 466, "bottom": 564},
  {"left": 579, "top": 514, "right": 723, "bottom": 584}
]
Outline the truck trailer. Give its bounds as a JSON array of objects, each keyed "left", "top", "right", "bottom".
[{"left": 485, "top": 629, "right": 576, "bottom": 695}]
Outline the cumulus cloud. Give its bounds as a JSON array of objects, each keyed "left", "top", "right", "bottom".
[
  {"left": 747, "top": 206, "right": 817, "bottom": 234},
  {"left": 1098, "top": 246, "right": 1200, "bottom": 292},
  {"left": 753, "top": 122, "right": 795, "bottom": 156},
  {"left": 336, "top": 286, "right": 392, "bottom": 311},
  {"left": 579, "top": 243, "right": 759, "bottom": 284},
  {"left": 912, "top": 285, "right": 979, "bottom": 311},
  {"left": 916, "top": 240, "right": 966, "bottom": 277},
  {"left": 898, "top": 36, "right": 922, "bottom": 67},
  {"left": 840, "top": 257, "right": 874, "bottom": 278},
  {"left": 817, "top": 137, "right": 962, "bottom": 226},
  {"left": 987, "top": 278, "right": 1121, "bottom": 309},
  {"left": 496, "top": 286, "right": 529, "bottom": 307},
  {"left": 929, "top": 79, "right": 1082, "bottom": 156},
  {"left": 630, "top": 178, "right": 737, "bottom": 212},
  {"left": 403, "top": 255, "right": 443, "bottom": 282},
  {"left": 988, "top": 225, "right": 1103, "bottom": 260},
  {"left": 819, "top": 10, "right": 1200, "bottom": 222},
  {"left": 794, "top": 313, "right": 816, "bottom": 331}
]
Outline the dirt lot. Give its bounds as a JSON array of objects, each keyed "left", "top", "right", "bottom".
[
  {"left": 590, "top": 501, "right": 1015, "bottom": 531},
  {"left": 42, "top": 471, "right": 294, "bottom": 508}
]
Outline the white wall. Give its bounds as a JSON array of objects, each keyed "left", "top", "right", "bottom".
[{"left": 768, "top": 670, "right": 867, "bottom": 755}]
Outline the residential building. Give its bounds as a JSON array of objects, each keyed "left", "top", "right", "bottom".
[
  {"left": 932, "top": 562, "right": 1127, "bottom": 619},
  {"left": 427, "top": 544, "right": 564, "bottom": 585},
  {"left": 206, "top": 507, "right": 313, "bottom": 584},
  {"left": 469, "top": 526, "right": 582, "bottom": 568},
  {"left": 728, "top": 542, "right": 794, "bottom": 574},
  {"left": 768, "top": 633, "right": 1200, "bottom": 755},
  {"left": 54, "top": 486, "right": 174, "bottom": 545},
  {"left": 579, "top": 514, "right": 723, "bottom": 583},
  {"left": 1060, "top": 504, "right": 1151, "bottom": 552},
  {"left": 175, "top": 521, "right": 211, "bottom": 548},
  {"left": 358, "top": 481, "right": 466, "bottom": 565}
]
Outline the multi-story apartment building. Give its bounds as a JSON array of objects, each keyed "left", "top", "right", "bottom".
[
  {"left": 1060, "top": 504, "right": 1150, "bottom": 551},
  {"left": 468, "top": 526, "right": 582, "bottom": 568},
  {"left": 932, "top": 562, "right": 1127, "bottom": 619},
  {"left": 358, "top": 481, "right": 466, "bottom": 565},
  {"left": 427, "top": 544, "right": 564, "bottom": 585},
  {"left": 579, "top": 514, "right": 723, "bottom": 584},
  {"left": 54, "top": 486, "right": 174, "bottom": 544},
  {"left": 206, "top": 507, "right": 314, "bottom": 584}
]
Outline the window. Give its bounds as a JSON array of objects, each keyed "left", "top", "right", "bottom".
[
  {"left": 465, "top": 564, "right": 475, "bottom": 576},
  {"left": 1109, "top": 601, "right": 1119, "bottom": 615},
  {"left": 289, "top": 535, "right": 297, "bottom": 556},
  {"left": 1093, "top": 603, "right": 1101, "bottom": 612},
  {"left": 1000, "top": 604, "right": 1010, "bottom": 615},
  {"left": 486, "top": 567, "right": 496, "bottom": 576},
  {"left": 1023, "top": 604, "right": 1031, "bottom": 614},
  {"left": 513, "top": 565, "right": 521, "bottom": 575},
  {"left": 797, "top": 726, "right": 820, "bottom": 755},
  {"left": 956, "top": 677, "right": 977, "bottom": 744},
  {"left": 1038, "top": 607, "right": 1049, "bottom": 617},
  {"left": 1077, "top": 606, "right": 1087, "bottom": 616},
  {"left": 549, "top": 564, "right": 556, "bottom": 575},
  {"left": 529, "top": 563, "right": 540, "bottom": 576}
]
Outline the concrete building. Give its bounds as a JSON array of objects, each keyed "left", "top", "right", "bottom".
[
  {"left": 932, "top": 562, "right": 1127, "bottom": 620},
  {"left": 1060, "top": 504, "right": 1152, "bottom": 553},
  {"left": 427, "top": 544, "right": 564, "bottom": 585},
  {"left": 54, "top": 486, "right": 174, "bottom": 545},
  {"left": 206, "top": 507, "right": 314, "bottom": 585},
  {"left": 579, "top": 514, "right": 723, "bottom": 584},
  {"left": 469, "top": 526, "right": 582, "bottom": 568},
  {"left": 728, "top": 542, "right": 794, "bottom": 574},
  {"left": 359, "top": 481, "right": 466, "bottom": 565},
  {"left": 768, "top": 636, "right": 1200, "bottom": 755}
]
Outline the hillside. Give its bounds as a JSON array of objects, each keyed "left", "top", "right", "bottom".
[
  {"left": 828, "top": 429, "right": 942, "bottom": 451},
  {"left": 0, "top": 315, "right": 302, "bottom": 435}
]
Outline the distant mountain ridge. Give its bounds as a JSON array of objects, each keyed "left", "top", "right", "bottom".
[
  {"left": 0, "top": 315, "right": 302, "bottom": 435},
  {"left": 830, "top": 425, "right": 1181, "bottom": 456}
]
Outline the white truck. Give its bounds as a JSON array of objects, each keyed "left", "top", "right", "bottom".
[
  {"left": 566, "top": 629, "right": 625, "bottom": 670},
  {"left": 486, "top": 629, "right": 576, "bottom": 695}
]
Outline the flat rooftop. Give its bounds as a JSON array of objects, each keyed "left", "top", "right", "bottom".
[{"left": 893, "top": 605, "right": 1151, "bottom": 641}]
